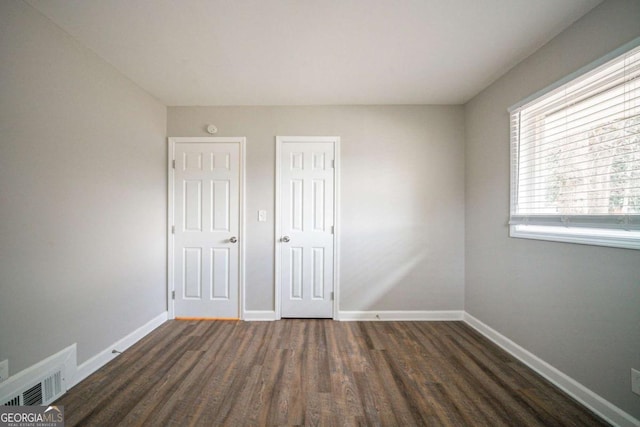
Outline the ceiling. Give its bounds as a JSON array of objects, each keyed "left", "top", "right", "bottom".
[{"left": 27, "top": 0, "right": 601, "bottom": 106}]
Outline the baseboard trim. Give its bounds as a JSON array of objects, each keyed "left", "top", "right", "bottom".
[
  {"left": 338, "top": 310, "right": 464, "bottom": 321},
  {"left": 73, "top": 311, "right": 168, "bottom": 387},
  {"left": 463, "top": 312, "right": 639, "bottom": 427},
  {"left": 243, "top": 310, "right": 277, "bottom": 321}
]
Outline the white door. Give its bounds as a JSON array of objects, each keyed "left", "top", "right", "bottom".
[
  {"left": 170, "top": 138, "right": 243, "bottom": 319},
  {"left": 278, "top": 137, "right": 338, "bottom": 318}
]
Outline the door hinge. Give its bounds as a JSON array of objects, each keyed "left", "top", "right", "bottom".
[
  {"left": 171, "top": 225, "right": 175, "bottom": 234},
  {"left": 171, "top": 290, "right": 175, "bottom": 300},
  {"left": 331, "top": 159, "right": 335, "bottom": 168},
  {"left": 330, "top": 291, "right": 334, "bottom": 301},
  {"left": 172, "top": 159, "right": 176, "bottom": 169},
  {"left": 330, "top": 226, "right": 334, "bottom": 234}
]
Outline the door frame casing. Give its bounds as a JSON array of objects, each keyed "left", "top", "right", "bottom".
[
  {"left": 275, "top": 136, "right": 341, "bottom": 320},
  {"left": 167, "top": 137, "right": 246, "bottom": 320}
]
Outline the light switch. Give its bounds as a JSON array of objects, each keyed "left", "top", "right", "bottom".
[{"left": 258, "top": 210, "right": 267, "bottom": 222}]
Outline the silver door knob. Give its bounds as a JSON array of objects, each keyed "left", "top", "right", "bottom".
[
  {"left": 229, "top": 236, "right": 238, "bottom": 243},
  {"left": 282, "top": 236, "right": 290, "bottom": 242}
]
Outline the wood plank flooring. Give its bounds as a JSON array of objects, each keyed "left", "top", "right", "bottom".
[{"left": 56, "top": 320, "right": 608, "bottom": 426}]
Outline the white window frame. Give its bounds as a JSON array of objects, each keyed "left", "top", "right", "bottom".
[{"left": 509, "top": 37, "right": 640, "bottom": 250}]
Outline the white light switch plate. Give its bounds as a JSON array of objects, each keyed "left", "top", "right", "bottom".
[
  {"left": 632, "top": 368, "right": 640, "bottom": 396},
  {"left": 258, "top": 210, "right": 267, "bottom": 222},
  {"left": 0, "top": 360, "right": 8, "bottom": 383}
]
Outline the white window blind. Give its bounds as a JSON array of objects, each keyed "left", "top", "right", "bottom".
[{"left": 509, "top": 39, "right": 640, "bottom": 248}]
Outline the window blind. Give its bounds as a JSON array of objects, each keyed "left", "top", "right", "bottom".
[{"left": 509, "top": 41, "right": 640, "bottom": 232}]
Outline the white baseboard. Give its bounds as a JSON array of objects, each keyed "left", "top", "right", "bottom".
[
  {"left": 338, "top": 310, "right": 464, "bottom": 321},
  {"left": 73, "top": 311, "right": 168, "bottom": 387},
  {"left": 463, "top": 312, "right": 639, "bottom": 427},
  {"left": 243, "top": 310, "right": 277, "bottom": 321}
]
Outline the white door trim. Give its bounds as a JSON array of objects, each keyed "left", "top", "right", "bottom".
[
  {"left": 275, "top": 136, "right": 340, "bottom": 319},
  {"left": 167, "top": 137, "right": 246, "bottom": 320}
]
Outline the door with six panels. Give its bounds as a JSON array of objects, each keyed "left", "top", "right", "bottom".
[
  {"left": 278, "top": 137, "right": 338, "bottom": 318},
  {"left": 171, "top": 138, "right": 243, "bottom": 319}
]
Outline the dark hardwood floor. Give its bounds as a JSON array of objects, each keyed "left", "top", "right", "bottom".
[{"left": 56, "top": 320, "right": 608, "bottom": 426}]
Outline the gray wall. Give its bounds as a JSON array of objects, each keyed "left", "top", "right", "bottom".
[
  {"left": 168, "top": 106, "right": 466, "bottom": 312},
  {"left": 0, "top": 1, "right": 167, "bottom": 374},
  {"left": 464, "top": 0, "right": 640, "bottom": 418}
]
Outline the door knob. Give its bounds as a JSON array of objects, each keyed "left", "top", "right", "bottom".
[
  {"left": 229, "top": 236, "right": 238, "bottom": 243},
  {"left": 282, "top": 236, "right": 290, "bottom": 242}
]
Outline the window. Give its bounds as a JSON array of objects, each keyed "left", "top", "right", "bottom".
[{"left": 509, "top": 38, "right": 640, "bottom": 249}]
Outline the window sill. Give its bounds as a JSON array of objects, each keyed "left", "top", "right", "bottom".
[{"left": 510, "top": 225, "right": 640, "bottom": 250}]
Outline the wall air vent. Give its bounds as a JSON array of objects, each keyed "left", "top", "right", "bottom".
[
  {"left": 1, "top": 369, "right": 64, "bottom": 406},
  {"left": 43, "top": 371, "right": 63, "bottom": 403},
  {"left": 0, "top": 344, "right": 76, "bottom": 407},
  {"left": 22, "top": 383, "right": 42, "bottom": 406},
  {"left": 3, "top": 396, "right": 20, "bottom": 406}
]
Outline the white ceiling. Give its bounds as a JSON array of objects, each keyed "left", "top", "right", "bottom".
[{"left": 27, "top": 0, "right": 601, "bottom": 106}]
